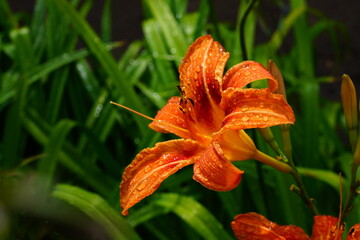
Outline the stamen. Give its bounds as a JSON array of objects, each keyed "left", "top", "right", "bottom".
[
  {"left": 110, "top": 101, "right": 190, "bottom": 134},
  {"left": 110, "top": 101, "right": 155, "bottom": 121}
]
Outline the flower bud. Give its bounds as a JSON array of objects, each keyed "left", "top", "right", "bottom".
[
  {"left": 267, "top": 59, "right": 286, "bottom": 99},
  {"left": 341, "top": 74, "right": 358, "bottom": 152},
  {"left": 341, "top": 74, "right": 358, "bottom": 131}
]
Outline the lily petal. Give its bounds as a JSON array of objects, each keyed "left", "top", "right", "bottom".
[
  {"left": 120, "top": 139, "right": 204, "bottom": 215},
  {"left": 311, "top": 215, "right": 343, "bottom": 240},
  {"left": 231, "top": 212, "right": 310, "bottom": 240},
  {"left": 179, "top": 34, "right": 228, "bottom": 133},
  {"left": 347, "top": 223, "right": 360, "bottom": 240},
  {"left": 149, "top": 96, "right": 192, "bottom": 139},
  {"left": 214, "top": 128, "right": 257, "bottom": 161},
  {"left": 221, "top": 88, "right": 295, "bottom": 129},
  {"left": 193, "top": 141, "right": 244, "bottom": 191},
  {"left": 223, "top": 61, "right": 278, "bottom": 92}
]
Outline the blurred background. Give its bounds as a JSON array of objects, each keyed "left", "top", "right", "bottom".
[
  {"left": 10, "top": 0, "right": 360, "bottom": 78},
  {"left": 1, "top": 0, "right": 359, "bottom": 239}
]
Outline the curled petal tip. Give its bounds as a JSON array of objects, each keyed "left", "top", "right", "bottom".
[{"left": 193, "top": 142, "right": 244, "bottom": 191}]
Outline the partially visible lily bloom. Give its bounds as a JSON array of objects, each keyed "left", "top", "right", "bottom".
[
  {"left": 231, "top": 212, "right": 360, "bottom": 240},
  {"left": 120, "top": 35, "right": 295, "bottom": 215}
]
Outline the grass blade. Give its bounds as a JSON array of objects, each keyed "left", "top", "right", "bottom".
[
  {"left": 144, "top": 0, "right": 188, "bottom": 65},
  {"left": 154, "top": 193, "right": 233, "bottom": 240},
  {"left": 54, "top": 0, "right": 148, "bottom": 134},
  {"left": 53, "top": 184, "right": 141, "bottom": 240},
  {"left": 37, "top": 119, "right": 76, "bottom": 192}
]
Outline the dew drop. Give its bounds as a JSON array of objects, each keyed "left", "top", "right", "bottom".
[
  {"left": 170, "top": 48, "right": 177, "bottom": 54},
  {"left": 244, "top": 71, "right": 251, "bottom": 76},
  {"left": 152, "top": 52, "right": 159, "bottom": 58},
  {"left": 242, "top": 116, "right": 250, "bottom": 122},
  {"left": 241, "top": 106, "right": 249, "bottom": 112},
  {"left": 94, "top": 104, "right": 103, "bottom": 118},
  {"left": 144, "top": 165, "right": 151, "bottom": 173},
  {"left": 137, "top": 180, "right": 147, "bottom": 191},
  {"left": 263, "top": 116, "right": 269, "bottom": 122}
]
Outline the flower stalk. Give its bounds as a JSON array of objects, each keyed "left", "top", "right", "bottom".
[
  {"left": 341, "top": 134, "right": 360, "bottom": 222},
  {"left": 339, "top": 74, "right": 360, "bottom": 223},
  {"left": 260, "top": 60, "right": 319, "bottom": 216},
  {"left": 253, "top": 150, "right": 292, "bottom": 173}
]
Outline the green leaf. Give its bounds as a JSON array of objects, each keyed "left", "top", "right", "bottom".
[
  {"left": 101, "top": 0, "right": 112, "bottom": 42},
  {"left": 144, "top": 0, "right": 188, "bottom": 65},
  {"left": 193, "top": 0, "right": 210, "bottom": 38},
  {"left": 23, "top": 109, "right": 116, "bottom": 197},
  {"left": 37, "top": 119, "right": 76, "bottom": 192},
  {"left": 1, "top": 27, "right": 33, "bottom": 169},
  {"left": 0, "top": 49, "right": 88, "bottom": 105},
  {"left": 54, "top": 0, "right": 148, "bottom": 134},
  {"left": 53, "top": 184, "right": 141, "bottom": 240},
  {"left": 298, "top": 167, "right": 349, "bottom": 196},
  {"left": 142, "top": 18, "right": 177, "bottom": 87},
  {"left": 154, "top": 193, "right": 233, "bottom": 240},
  {"left": 268, "top": 6, "right": 306, "bottom": 52}
]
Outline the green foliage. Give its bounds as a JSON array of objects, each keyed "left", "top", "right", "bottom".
[{"left": 0, "top": 0, "right": 357, "bottom": 239}]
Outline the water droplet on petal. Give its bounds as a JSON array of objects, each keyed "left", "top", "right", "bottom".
[
  {"left": 241, "top": 106, "right": 249, "bottom": 112},
  {"left": 137, "top": 180, "right": 147, "bottom": 191},
  {"left": 242, "top": 116, "right": 250, "bottom": 122},
  {"left": 144, "top": 165, "right": 151, "bottom": 173},
  {"left": 263, "top": 116, "right": 268, "bottom": 122},
  {"left": 244, "top": 71, "right": 251, "bottom": 76}
]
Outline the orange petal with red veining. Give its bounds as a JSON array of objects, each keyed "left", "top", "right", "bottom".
[
  {"left": 149, "top": 97, "right": 192, "bottom": 139},
  {"left": 231, "top": 212, "right": 311, "bottom": 240},
  {"left": 223, "top": 61, "right": 278, "bottom": 92},
  {"left": 311, "top": 215, "right": 344, "bottom": 240},
  {"left": 120, "top": 139, "right": 204, "bottom": 215},
  {"left": 193, "top": 141, "right": 244, "bottom": 191},
  {"left": 179, "top": 34, "right": 228, "bottom": 133},
  {"left": 346, "top": 223, "right": 360, "bottom": 240},
  {"left": 221, "top": 88, "right": 295, "bottom": 130}
]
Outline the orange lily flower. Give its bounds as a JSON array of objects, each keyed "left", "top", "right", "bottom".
[
  {"left": 231, "top": 212, "right": 360, "bottom": 240},
  {"left": 120, "top": 35, "right": 295, "bottom": 215}
]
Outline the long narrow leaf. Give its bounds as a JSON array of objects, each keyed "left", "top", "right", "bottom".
[
  {"left": 53, "top": 184, "right": 141, "bottom": 240},
  {"left": 144, "top": 0, "right": 188, "bottom": 65},
  {"left": 154, "top": 193, "right": 233, "bottom": 240},
  {"left": 37, "top": 119, "right": 76, "bottom": 192},
  {"left": 54, "top": 0, "right": 148, "bottom": 134}
]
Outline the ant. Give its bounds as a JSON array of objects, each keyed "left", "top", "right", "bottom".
[{"left": 177, "top": 85, "right": 194, "bottom": 113}]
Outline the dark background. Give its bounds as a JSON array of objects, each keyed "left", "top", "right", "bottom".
[{"left": 8, "top": 0, "right": 360, "bottom": 98}]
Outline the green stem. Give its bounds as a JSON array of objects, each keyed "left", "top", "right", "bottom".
[
  {"left": 281, "top": 125, "right": 319, "bottom": 215},
  {"left": 349, "top": 129, "right": 358, "bottom": 154},
  {"left": 239, "top": 0, "right": 258, "bottom": 60},
  {"left": 207, "top": 0, "right": 223, "bottom": 44},
  {"left": 259, "top": 125, "right": 319, "bottom": 215},
  {"left": 280, "top": 124, "right": 294, "bottom": 162},
  {"left": 253, "top": 150, "right": 292, "bottom": 173},
  {"left": 289, "top": 168, "right": 319, "bottom": 216},
  {"left": 340, "top": 163, "right": 360, "bottom": 222},
  {"left": 258, "top": 128, "right": 284, "bottom": 157}
]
